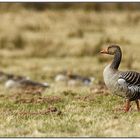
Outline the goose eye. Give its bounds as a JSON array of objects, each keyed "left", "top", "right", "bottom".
[{"left": 109, "top": 48, "right": 116, "bottom": 54}]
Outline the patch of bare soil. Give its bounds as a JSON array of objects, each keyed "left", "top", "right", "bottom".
[
  {"left": 75, "top": 82, "right": 110, "bottom": 101},
  {"left": 60, "top": 82, "right": 110, "bottom": 102},
  {"left": 90, "top": 81, "right": 109, "bottom": 96},
  {"left": 16, "top": 106, "right": 62, "bottom": 116},
  {"left": 0, "top": 90, "right": 62, "bottom": 104},
  {"left": 75, "top": 94, "right": 95, "bottom": 101},
  {"left": 62, "top": 90, "right": 77, "bottom": 97},
  {"left": 14, "top": 95, "right": 62, "bottom": 104}
]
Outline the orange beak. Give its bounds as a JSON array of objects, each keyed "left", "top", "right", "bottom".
[{"left": 100, "top": 48, "right": 108, "bottom": 54}]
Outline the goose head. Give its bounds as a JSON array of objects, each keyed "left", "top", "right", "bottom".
[{"left": 100, "top": 45, "right": 121, "bottom": 55}]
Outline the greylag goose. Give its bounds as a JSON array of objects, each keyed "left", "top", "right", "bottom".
[
  {"left": 101, "top": 45, "right": 140, "bottom": 112},
  {"left": 67, "top": 72, "right": 95, "bottom": 86},
  {"left": 5, "top": 78, "right": 50, "bottom": 90},
  {"left": 0, "top": 71, "right": 50, "bottom": 92},
  {"left": 0, "top": 72, "right": 50, "bottom": 90},
  {"left": 55, "top": 71, "right": 95, "bottom": 86},
  {"left": 55, "top": 71, "right": 68, "bottom": 82},
  {"left": 0, "top": 71, "right": 29, "bottom": 83}
]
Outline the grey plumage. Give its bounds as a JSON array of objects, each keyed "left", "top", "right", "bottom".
[
  {"left": 119, "top": 71, "right": 140, "bottom": 86},
  {"left": 118, "top": 71, "right": 140, "bottom": 101},
  {"left": 0, "top": 71, "right": 50, "bottom": 90},
  {"left": 101, "top": 45, "right": 140, "bottom": 112},
  {"left": 5, "top": 78, "right": 50, "bottom": 89}
]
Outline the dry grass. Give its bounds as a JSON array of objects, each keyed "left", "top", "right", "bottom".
[{"left": 0, "top": 6, "right": 140, "bottom": 137}]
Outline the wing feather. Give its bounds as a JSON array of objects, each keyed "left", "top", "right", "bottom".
[{"left": 119, "top": 71, "right": 140, "bottom": 86}]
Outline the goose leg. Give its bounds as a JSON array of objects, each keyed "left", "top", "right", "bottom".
[
  {"left": 125, "top": 99, "right": 131, "bottom": 112},
  {"left": 135, "top": 100, "right": 140, "bottom": 111}
]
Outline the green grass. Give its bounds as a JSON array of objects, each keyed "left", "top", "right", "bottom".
[
  {"left": 0, "top": 8, "right": 140, "bottom": 137},
  {"left": 0, "top": 87, "right": 140, "bottom": 137}
]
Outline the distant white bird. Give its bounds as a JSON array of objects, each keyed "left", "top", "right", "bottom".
[
  {"left": 55, "top": 74, "right": 67, "bottom": 82},
  {"left": 55, "top": 70, "right": 95, "bottom": 86}
]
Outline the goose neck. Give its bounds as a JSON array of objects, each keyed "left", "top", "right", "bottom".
[{"left": 110, "top": 49, "right": 122, "bottom": 70}]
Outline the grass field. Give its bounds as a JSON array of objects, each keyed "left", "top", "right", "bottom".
[{"left": 0, "top": 6, "right": 140, "bottom": 137}]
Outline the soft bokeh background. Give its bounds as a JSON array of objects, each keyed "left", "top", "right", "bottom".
[{"left": 0, "top": 3, "right": 140, "bottom": 137}]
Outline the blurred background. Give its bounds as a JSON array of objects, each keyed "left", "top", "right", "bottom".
[
  {"left": 0, "top": 2, "right": 140, "bottom": 83},
  {"left": 0, "top": 3, "right": 140, "bottom": 137}
]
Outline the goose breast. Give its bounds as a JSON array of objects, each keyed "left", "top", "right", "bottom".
[{"left": 103, "top": 64, "right": 127, "bottom": 98}]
